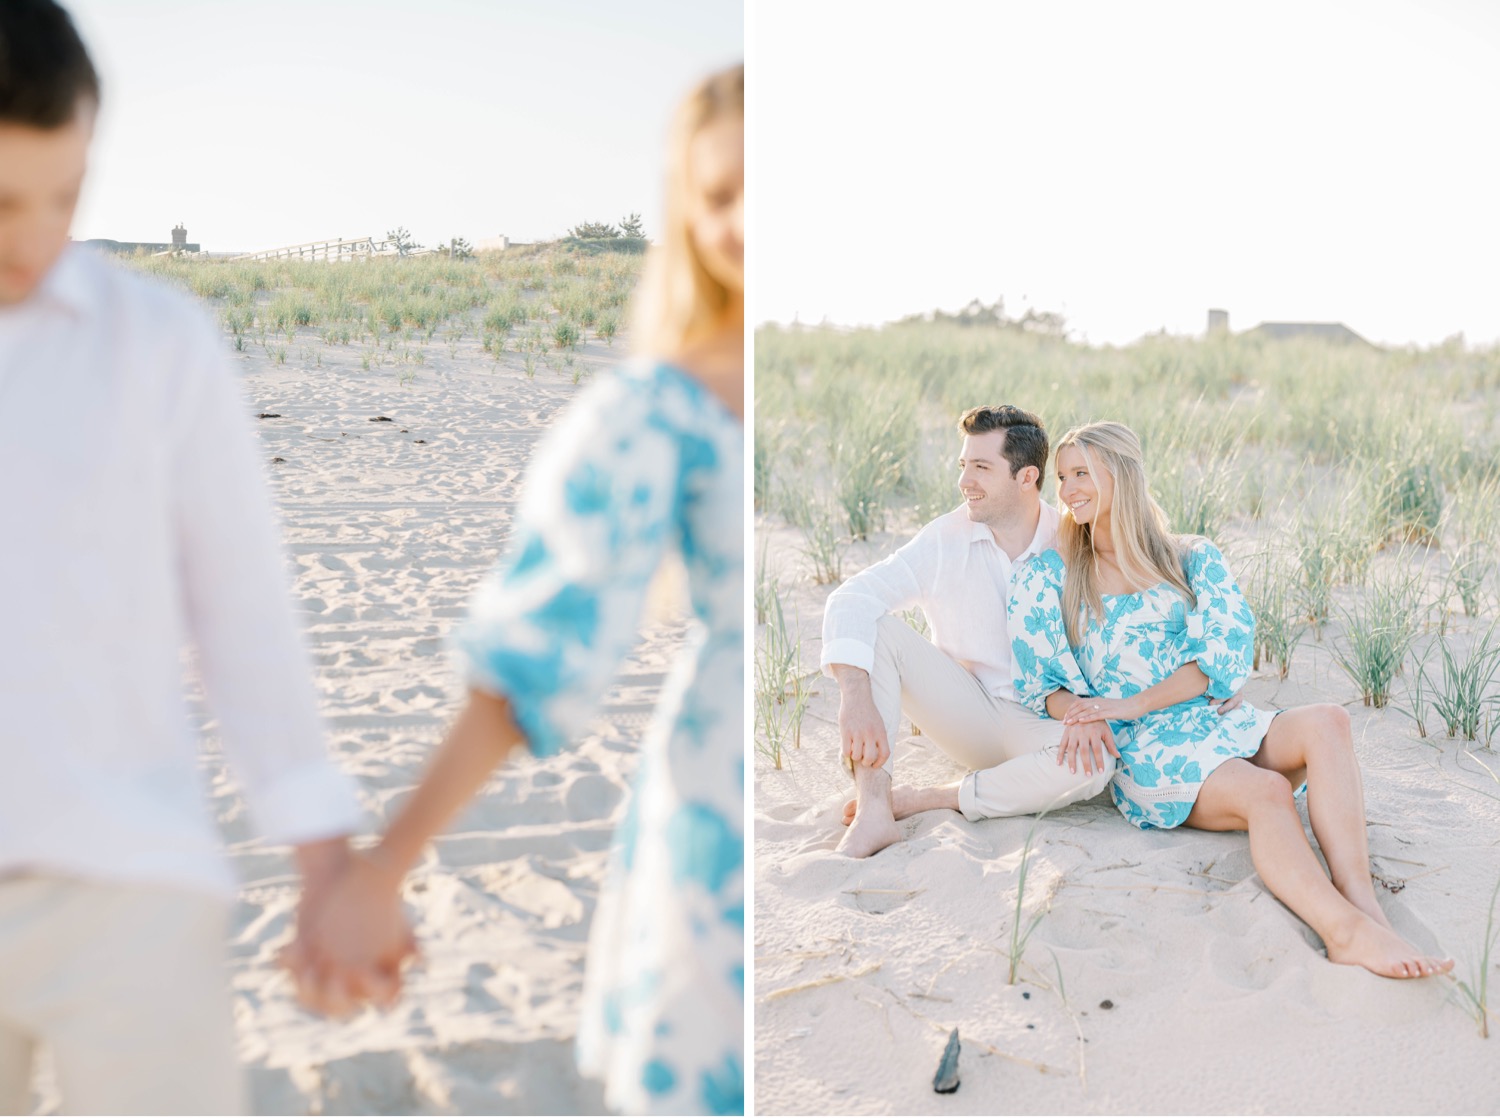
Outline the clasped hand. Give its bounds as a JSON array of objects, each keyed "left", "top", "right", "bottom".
[
  {"left": 1054, "top": 689, "right": 1245, "bottom": 775},
  {"left": 280, "top": 851, "right": 419, "bottom": 1018}
]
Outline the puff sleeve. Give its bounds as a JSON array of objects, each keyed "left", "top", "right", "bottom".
[
  {"left": 1008, "top": 550, "right": 1092, "bottom": 717},
  {"left": 1163, "top": 540, "right": 1256, "bottom": 700},
  {"left": 451, "top": 369, "right": 687, "bottom": 757}
]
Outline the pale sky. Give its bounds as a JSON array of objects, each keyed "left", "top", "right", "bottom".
[
  {"left": 750, "top": 0, "right": 1500, "bottom": 347},
  {"left": 67, "top": 0, "right": 742, "bottom": 253}
]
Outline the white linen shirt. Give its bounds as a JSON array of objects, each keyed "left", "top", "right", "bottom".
[
  {"left": 820, "top": 501, "right": 1061, "bottom": 702},
  {"left": 0, "top": 247, "right": 361, "bottom": 898}
]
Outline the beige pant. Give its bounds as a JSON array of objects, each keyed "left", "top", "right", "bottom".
[
  {"left": 867, "top": 614, "right": 1114, "bottom": 819},
  {"left": 0, "top": 876, "right": 245, "bottom": 1116}
]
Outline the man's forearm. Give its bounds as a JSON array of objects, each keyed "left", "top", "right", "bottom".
[{"left": 830, "top": 663, "right": 871, "bottom": 693}]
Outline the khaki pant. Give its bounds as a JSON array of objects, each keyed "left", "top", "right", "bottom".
[
  {"left": 0, "top": 876, "right": 245, "bottom": 1116},
  {"left": 867, "top": 614, "right": 1114, "bottom": 819}
]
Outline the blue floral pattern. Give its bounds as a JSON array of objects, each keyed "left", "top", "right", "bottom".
[
  {"left": 453, "top": 361, "right": 743, "bottom": 1115},
  {"left": 1010, "top": 542, "right": 1278, "bottom": 830}
]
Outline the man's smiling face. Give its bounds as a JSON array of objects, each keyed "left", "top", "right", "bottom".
[{"left": 958, "top": 429, "right": 1029, "bottom": 527}]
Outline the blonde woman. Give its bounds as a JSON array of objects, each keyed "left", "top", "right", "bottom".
[
  {"left": 285, "top": 65, "right": 744, "bottom": 1115},
  {"left": 1010, "top": 421, "right": 1452, "bottom": 981}
]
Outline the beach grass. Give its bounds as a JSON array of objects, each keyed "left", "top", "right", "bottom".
[
  {"left": 122, "top": 245, "right": 644, "bottom": 385},
  {"left": 1007, "top": 813, "right": 1051, "bottom": 984},
  {"left": 753, "top": 318, "right": 1500, "bottom": 763},
  {"left": 755, "top": 593, "right": 812, "bottom": 770},
  {"left": 1452, "top": 875, "right": 1499, "bottom": 1038}
]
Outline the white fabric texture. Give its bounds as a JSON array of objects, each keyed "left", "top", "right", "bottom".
[
  {"left": 0, "top": 247, "right": 361, "bottom": 898},
  {"left": 821, "top": 502, "right": 1061, "bottom": 702}
]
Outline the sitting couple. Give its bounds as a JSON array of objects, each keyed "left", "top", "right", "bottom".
[{"left": 827, "top": 404, "right": 1452, "bottom": 981}]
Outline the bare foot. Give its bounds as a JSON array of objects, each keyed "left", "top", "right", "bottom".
[
  {"left": 837, "top": 766, "right": 903, "bottom": 858},
  {"left": 842, "top": 783, "right": 956, "bottom": 826},
  {"left": 1325, "top": 913, "right": 1454, "bottom": 979},
  {"left": 835, "top": 808, "right": 902, "bottom": 858},
  {"left": 1338, "top": 883, "right": 1396, "bottom": 932}
]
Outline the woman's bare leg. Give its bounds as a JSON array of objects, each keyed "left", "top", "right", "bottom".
[
  {"left": 1249, "top": 704, "right": 1390, "bottom": 928},
  {"left": 1186, "top": 759, "right": 1452, "bottom": 979}
]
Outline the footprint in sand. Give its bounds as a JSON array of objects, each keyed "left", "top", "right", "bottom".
[{"left": 564, "top": 773, "right": 623, "bottom": 821}]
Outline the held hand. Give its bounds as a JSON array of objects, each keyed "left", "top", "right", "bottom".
[
  {"left": 1209, "top": 687, "right": 1245, "bottom": 716},
  {"left": 1055, "top": 719, "right": 1119, "bottom": 776},
  {"left": 281, "top": 851, "right": 418, "bottom": 1018},
  {"left": 838, "top": 685, "right": 890, "bottom": 770},
  {"left": 1062, "top": 695, "right": 1139, "bottom": 726}
]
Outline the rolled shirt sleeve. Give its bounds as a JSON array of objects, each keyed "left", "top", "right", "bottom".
[
  {"left": 170, "top": 313, "right": 362, "bottom": 845},
  {"left": 819, "top": 524, "right": 939, "bottom": 676}
]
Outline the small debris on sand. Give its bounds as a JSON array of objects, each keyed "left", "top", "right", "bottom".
[{"left": 933, "top": 1028, "right": 961, "bottom": 1094}]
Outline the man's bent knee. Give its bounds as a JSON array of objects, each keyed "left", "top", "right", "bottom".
[{"left": 1040, "top": 746, "right": 1115, "bottom": 808}]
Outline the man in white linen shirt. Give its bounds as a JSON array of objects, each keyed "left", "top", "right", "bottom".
[
  {"left": 0, "top": 4, "right": 401, "bottom": 1112},
  {"left": 827, "top": 405, "right": 1120, "bottom": 857}
]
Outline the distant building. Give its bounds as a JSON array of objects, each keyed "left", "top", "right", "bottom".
[
  {"left": 1207, "top": 309, "right": 1376, "bottom": 348},
  {"left": 82, "top": 224, "right": 200, "bottom": 255},
  {"left": 475, "top": 235, "right": 533, "bottom": 253},
  {"left": 1244, "top": 321, "right": 1375, "bottom": 347}
]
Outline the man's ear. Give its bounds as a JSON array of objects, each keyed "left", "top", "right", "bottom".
[{"left": 1018, "top": 465, "right": 1040, "bottom": 490}]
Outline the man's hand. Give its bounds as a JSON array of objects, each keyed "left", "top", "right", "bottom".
[
  {"left": 1055, "top": 719, "right": 1119, "bottom": 776},
  {"left": 282, "top": 841, "right": 418, "bottom": 1017},
  {"left": 1209, "top": 686, "right": 1246, "bottom": 716},
  {"left": 832, "top": 666, "right": 889, "bottom": 770}
]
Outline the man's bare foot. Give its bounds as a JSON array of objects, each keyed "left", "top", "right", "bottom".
[
  {"left": 836, "top": 768, "right": 902, "bottom": 858},
  {"left": 836, "top": 808, "right": 902, "bottom": 858},
  {"left": 842, "top": 783, "right": 961, "bottom": 826},
  {"left": 1325, "top": 913, "right": 1454, "bottom": 979}
]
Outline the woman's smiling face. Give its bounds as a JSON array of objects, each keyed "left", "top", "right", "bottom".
[{"left": 1057, "top": 444, "right": 1113, "bottom": 526}]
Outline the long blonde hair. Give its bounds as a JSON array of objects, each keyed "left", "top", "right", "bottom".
[
  {"left": 1056, "top": 422, "right": 1196, "bottom": 646},
  {"left": 631, "top": 62, "right": 743, "bottom": 357}
]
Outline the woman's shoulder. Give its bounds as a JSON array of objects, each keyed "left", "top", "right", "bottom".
[
  {"left": 617, "top": 359, "right": 740, "bottom": 431},
  {"left": 1017, "top": 547, "right": 1067, "bottom": 589},
  {"left": 1174, "top": 535, "right": 1232, "bottom": 581}
]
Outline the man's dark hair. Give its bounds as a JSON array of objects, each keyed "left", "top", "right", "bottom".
[
  {"left": 957, "top": 405, "right": 1048, "bottom": 480},
  {"left": 0, "top": 0, "right": 99, "bottom": 128}
]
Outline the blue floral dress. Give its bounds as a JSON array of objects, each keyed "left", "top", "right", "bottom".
[
  {"left": 1010, "top": 541, "right": 1278, "bottom": 830},
  {"left": 452, "top": 360, "right": 743, "bottom": 1115}
]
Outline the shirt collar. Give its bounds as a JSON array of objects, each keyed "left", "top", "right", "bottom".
[
  {"left": 969, "top": 500, "right": 1059, "bottom": 560},
  {"left": 29, "top": 246, "right": 95, "bottom": 319}
]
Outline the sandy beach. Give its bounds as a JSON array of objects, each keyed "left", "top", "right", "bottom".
[
  {"left": 754, "top": 525, "right": 1500, "bottom": 1116},
  {"left": 28, "top": 258, "right": 678, "bottom": 1115}
]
